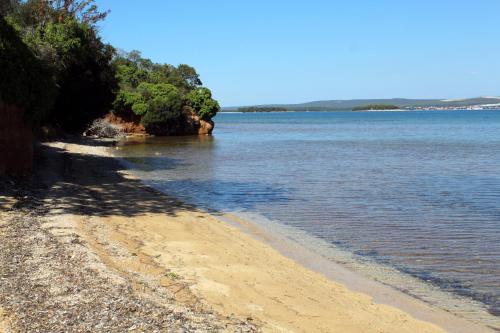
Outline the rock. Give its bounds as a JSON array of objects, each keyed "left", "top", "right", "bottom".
[
  {"left": 105, "top": 111, "right": 146, "bottom": 135},
  {"left": 198, "top": 119, "right": 214, "bottom": 135},
  {"left": 183, "top": 106, "right": 215, "bottom": 135},
  {"left": 104, "top": 107, "right": 215, "bottom": 137}
]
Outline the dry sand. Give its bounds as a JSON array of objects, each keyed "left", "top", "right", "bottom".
[
  {"left": 0, "top": 140, "right": 494, "bottom": 332},
  {"left": 79, "top": 211, "right": 447, "bottom": 333}
]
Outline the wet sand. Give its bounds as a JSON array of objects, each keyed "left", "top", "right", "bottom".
[{"left": 0, "top": 140, "right": 494, "bottom": 332}]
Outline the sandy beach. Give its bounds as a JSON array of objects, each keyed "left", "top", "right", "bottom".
[{"left": 0, "top": 140, "right": 494, "bottom": 332}]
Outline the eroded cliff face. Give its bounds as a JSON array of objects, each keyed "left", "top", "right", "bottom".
[
  {"left": 183, "top": 106, "right": 215, "bottom": 136},
  {"left": 198, "top": 119, "right": 214, "bottom": 135},
  {"left": 0, "top": 104, "right": 33, "bottom": 176},
  {"left": 105, "top": 106, "right": 214, "bottom": 136},
  {"left": 105, "top": 111, "right": 146, "bottom": 135}
]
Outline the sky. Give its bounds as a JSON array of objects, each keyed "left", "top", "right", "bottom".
[{"left": 95, "top": 0, "right": 500, "bottom": 106}]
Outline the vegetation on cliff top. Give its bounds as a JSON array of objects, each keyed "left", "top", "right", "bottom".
[
  {"left": 112, "top": 50, "right": 219, "bottom": 135},
  {"left": 1, "top": 0, "right": 219, "bottom": 134}
]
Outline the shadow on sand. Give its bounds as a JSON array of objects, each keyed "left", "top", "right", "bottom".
[
  {"left": 30, "top": 142, "right": 196, "bottom": 217},
  {"left": 1, "top": 140, "right": 289, "bottom": 219}
]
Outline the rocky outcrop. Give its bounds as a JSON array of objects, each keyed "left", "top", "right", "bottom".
[
  {"left": 105, "top": 106, "right": 214, "bottom": 136},
  {"left": 198, "top": 119, "right": 214, "bottom": 135},
  {"left": 182, "top": 106, "right": 215, "bottom": 135},
  {"left": 105, "top": 111, "right": 146, "bottom": 135},
  {"left": 0, "top": 104, "right": 33, "bottom": 176}
]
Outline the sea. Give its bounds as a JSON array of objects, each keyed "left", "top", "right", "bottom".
[{"left": 114, "top": 110, "right": 500, "bottom": 328}]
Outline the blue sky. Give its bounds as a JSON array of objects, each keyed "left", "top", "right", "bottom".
[{"left": 96, "top": 1, "right": 500, "bottom": 106}]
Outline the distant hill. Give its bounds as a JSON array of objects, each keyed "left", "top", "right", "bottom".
[{"left": 223, "top": 97, "right": 500, "bottom": 111}]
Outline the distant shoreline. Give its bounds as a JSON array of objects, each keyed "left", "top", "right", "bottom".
[
  {"left": 223, "top": 96, "right": 500, "bottom": 113},
  {"left": 220, "top": 108, "right": 500, "bottom": 113}
]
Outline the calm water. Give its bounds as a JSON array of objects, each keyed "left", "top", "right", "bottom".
[{"left": 117, "top": 111, "right": 500, "bottom": 320}]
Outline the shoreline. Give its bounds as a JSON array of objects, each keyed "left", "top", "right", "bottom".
[
  {"left": 90, "top": 138, "right": 498, "bottom": 332},
  {"left": 111, "top": 139, "right": 498, "bottom": 332},
  {"left": 1, "top": 139, "right": 495, "bottom": 332},
  {"left": 112, "top": 136, "right": 499, "bottom": 331},
  {"left": 48, "top": 139, "right": 496, "bottom": 332},
  {"left": 218, "top": 213, "right": 497, "bottom": 332}
]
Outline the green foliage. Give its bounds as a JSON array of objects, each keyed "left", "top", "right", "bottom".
[
  {"left": 186, "top": 87, "right": 220, "bottom": 121},
  {"left": 352, "top": 104, "right": 400, "bottom": 111},
  {"left": 6, "top": 0, "right": 108, "bottom": 28},
  {"left": 38, "top": 20, "right": 117, "bottom": 131},
  {"left": 177, "top": 64, "right": 203, "bottom": 91},
  {"left": 132, "top": 83, "right": 183, "bottom": 135},
  {"left": 113, "top": 50, "right": 202, "bottom": 95},
  {"left": 131, "top": 102, "right": 148, "bottom": 116},
  {"left": 112, "top": 50, "right": 218, "bottom": 134},
  {"left": 113, "top": 90, "right": 142, "bottom": 115},
  {"left": 3, "top": 1, "right": 218, "bottom": 136},
  {"left": 0, "top": 16, "right": 55, "bottom": 124},
  {"left": 4, "top": 0, "right": 117, "bottom": 132}
]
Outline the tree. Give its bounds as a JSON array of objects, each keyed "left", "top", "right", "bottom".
[
  {"left": 135, "top": 83, "right": 183, "bottom": 135},
  {"left": 6, "top": 0, "right": 108, "bottom": 27},
  {"left": 0, "top": 16, "right": 55, "bottom": 124},
  {"left": 186, "top": 87, "right": 220, "bottom": 121},
  {"left": 6, "top": 0, "right": 117, "bottom": 131},
  {"left": 3, "top": 1, "right": 219, "bottom": 136},
  {"left": 113, "top": 51, "right": 203, "bottom": 95},
  {"left": 29, "top": 19, "right": 117, "bottom": 131},
  {"left": 177, "top": 64, "right": 202, "bottom": 90},
  {"left": 111, "top": 51, "right": 219, "bottom": 134},
  {"left": 53, "top": 0, "right": 110, "bottom": 25},
  {"left": 113, "top": 51, "right": 149, "bottom": 89}
]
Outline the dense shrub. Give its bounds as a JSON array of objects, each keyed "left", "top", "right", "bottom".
[
  {"left": 0, "top": 16, "right": 55, "bottom": 124},
  {"left": 113, "top": 51, "right": 202, "bottom": 95},
  {"left": 5, "top": 0, "right": 117, "bottom": 132},
  {"left": 112, "top": 51, "right": 219, "bottom": 134},
  {"left": 133, "top": 83, "right": 183, "bottom": 135},
  {"left": 31, "top": 20, "right": 118, "bottom": 131},
  {"left": 186, "top": 87, "right": 220, "bottom": 121},
  {"left": 3, "top": 1, "right": 219, "bottom": 136}
]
